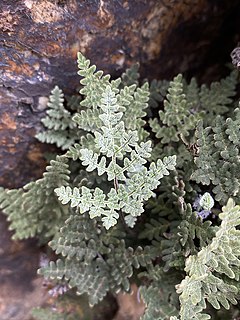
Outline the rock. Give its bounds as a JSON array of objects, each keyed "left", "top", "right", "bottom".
[{"left": 1, "top": 0, "right": 240, "bottom": 188}]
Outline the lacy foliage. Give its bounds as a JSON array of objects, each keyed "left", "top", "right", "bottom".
[
  {"left": 176, "top": 199, "right": 240, "bottom": 320},
  {"left": 192, "top": 107, "right": 240, "bottom": 204},
  {"left": 0, "top": 53, "right": 239, "bottom": 320},
  {"left": 0, "top": 156, "right": 70, "bottom": 240}
]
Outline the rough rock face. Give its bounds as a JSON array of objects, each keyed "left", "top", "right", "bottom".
[
  {"left": 0, "top": 2, "right": 240, "bottom": 319},
  {"left": 0, "top": 0, "right": 240, "bottom": 188},
  {"left": 0, "top": 217, "right": 46, "bottom": 320},
  {"left": 0, "top": 0, "right": 239, "bottom": 187}
]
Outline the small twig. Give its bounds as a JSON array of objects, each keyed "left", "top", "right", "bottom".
[{"left": 113, "top": 176, "right": 119, "bottom": 192}]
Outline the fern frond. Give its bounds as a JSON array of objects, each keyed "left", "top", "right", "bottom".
[
  {"left": 36, "top": 86, "right": 78, "bottom": 150},
  {"left": 192, "top": 109, "right": 240, "bottom": 203},
  {"left": 77, "top": 52, "right": 121, "bottom": 108},
  {"left": 184, "top": 77, "right": 200, "bottom": 112},
  {"left": 141, "top": 285, "right": 179, "bottom": 320},
  {"left": 149, "top": 74, "right": 203, "bottom": 144},
  {"left": 176, "top": 199, "right": 240, "bottom": 320},
  {"left": 55, "top": 84, "right": 176, "bottom": 229},
  {"left": 161, "top": 202, "right": 216, "bottom": 272},
  {"left": 0, "top": 156, "right": 70, "bottom": 240},
  {"left": 121, "top": 63, "right": 140, "bottom": 86},
  {"left": 40, "top": 258, "right": 109, "bottom": 306},
  {"left": 42, "top": 86, "right": 73, "bottom": 130},
  {"left": 39, "top": 213, "right": 156, "bottom": 305},
  {"left": 72, "top": 108, "right": 103, "bottom": 131},
  {"left": 36, "top": 130, "right": 76, "bottom": 150},
  {"left": 140, "top": 265, "right": 180, "bottom": 320},
  {"left": 55, "top": 153, "right": 176, "bottom": 229},
  {"left": 199, "top": 70, "right": 238, "bottom": 118},
  {"left": 225, "top": 107, "right": 240, "bottom": 146},
  {"left": 123, "top": 82, "right": 149, "bottom": 127}
]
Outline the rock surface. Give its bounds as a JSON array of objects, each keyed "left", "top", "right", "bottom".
[
  {"left": 1, "top": 0, "right": 240, "bottom": 188},
  {"left": 0, "top": 1, "right": 240, "bottom": 319},
  {"left": 0, "top": 217, "right": 47, "bottom": 320}
]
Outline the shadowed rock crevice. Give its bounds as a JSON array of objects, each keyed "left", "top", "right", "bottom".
[
  {"left": 0, "top": 1, "right": 240, "bottom": 319},
  {"left": 1, "top": 0, "right": 240, "bottom": 188}
]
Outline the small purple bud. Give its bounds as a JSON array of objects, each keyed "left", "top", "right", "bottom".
[
  {"left": 197, "top": 210, "right": 211, "bottom": 219},
  {"left": 193, "top": 196, "right": 201, "bottom": 210},
  {"left": 39, "top": 253, "right": 49, "bottom": 268}
]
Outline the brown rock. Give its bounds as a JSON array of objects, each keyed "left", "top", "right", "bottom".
[
  {"left": 114, "top": 284, "right": 145, "bottom": 320},
  {"left": 0, "top": 216, "right": 48, "bottom": 320},
  {"left": 0, "top": 3, "right": 240, "bottom": 319},
  {"left": 0, "top": 0, "right": 240, "bottom": 188}
]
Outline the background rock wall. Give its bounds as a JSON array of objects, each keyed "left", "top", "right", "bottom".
[{"left": 0, "top": 0, "right": 240, "bottom": 188}]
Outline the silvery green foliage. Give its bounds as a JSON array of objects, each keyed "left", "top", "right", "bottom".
[
  {"left": 121, "top": 62, "right": 140, "bottom": 86},
  {"left": 55, "top": 84, "right": 176, "bottom": 229},
  {"left": 199, "top": 70, "right": 238, "bottom": 118},
  {"left": 36, "top": 86, "right": 78, "bottom": 150},
  {"left": 1, "top": 52, "right": 240, "bottom": 320},
  {"left": 160, "top": 203, "right": 216, "bottom": 272},
  {"left": 184, "top": 70, "right": 238, "bottom": 119},
  {"left": 120, "top": 62, "right": 169, "bottom": 116},
  {"left": 74, "top": 53, "right": 150, "bottom": 141},
  {"left": 149, "top": 74, "right": 204, "bottom": 144},
  {"left": 192, "top": 107, "right": 240, "bottom": 204},
  {"left": 149, "top": 70, "right": 238, "bottom": 169},
  {"left": 175, "top": 199, "right": 240, "bottom": 320},
  {"left": 139, "top": 264, "right": 180, "bottom": 320},
  {"left": 0, "top": 156, "right": 70, "bottom": 240},
  {"left": 34, "top": 54, "right": 176, "bottom": 315},
  {"left": 39, "top": 213, "right": 156, "bottom": 305}
]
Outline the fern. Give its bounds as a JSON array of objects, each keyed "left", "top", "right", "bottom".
[
  {"left": 199, "top": 70, "right": 238, "bottom": 118},
  {"left": 121, "top": 62, "right": 140, "bottom": 86},
  {"left": 0, "top": 156, "right": 70, "bottom": 239},
  {"left": 149, "top": 74, "right": 203, "bottom": 144},
  {"left": 183, "top": 70, "right": 238, "bottom": 121},
  {"left": 192, "top": 107, "right": 240, "bottom": 203},
  {"left": 1, "top": 53, "right": 240, "bottom": 320},
  {"left": 36, "top": 86, "right": 78, "bottom": 150},
  {"left": 77, "top": 52, "right": 121, "bottom": 109},
  {"left": 141, "top": 285, "right": 179, "bottom": 320},
  {"left": 175, "top": 199, "right": 240, "bottom": 320},
  {"left": 140, "top": 265, "right": 180, "bottom": 320},
  {"left": 57, "top": 83, "right": 176, "bottom": 229},
  {"left": 72, "top": 108, "right": 103, "bottom": 132},
  {"left": 161, "top": 203, "right": 216, "bottom": 272},
  {"left": 39, "top": 213, "right": 156, "bottom": 305}
]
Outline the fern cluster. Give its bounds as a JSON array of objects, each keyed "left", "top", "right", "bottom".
[
  {"left": 0, "top": 53, "right": 240, "bottom": 320},
  {"left": 0, "top": 156, "right": 70, "bottom": 240},
  {"left": 176, "top": 199, "right": 240, "bottom": 320},
  {"left": 192, "top": 108, "right": 240, "bottom": 204},
  {"left": 39, "top": 213, "right": 156, "bottom": 306}
]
